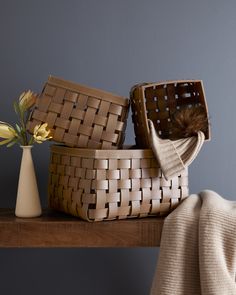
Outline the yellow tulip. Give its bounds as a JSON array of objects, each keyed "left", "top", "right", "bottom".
[
  {"left": 33, "top": 123, "right": 52, "bottom": 143},
  {"left": 0, "top": 122, "right": 17, "bottom": 145},
  {"left": 0, "top": 122, "right": 17, "bottom": 138},
  {"left": 19, "top": 90, "right": 37, "bottom": 111}
]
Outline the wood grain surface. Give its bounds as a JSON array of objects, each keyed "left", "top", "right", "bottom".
[{"left": 0, "top": 209, "right": 164, "bottom": 248}]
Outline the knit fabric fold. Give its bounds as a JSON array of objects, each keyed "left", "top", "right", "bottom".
[
  {"left": 148, "top": 120, "right": 205, "bottom": 180},
  {"left": 150, "top": 190, "right": 236, "bottom": 295}
]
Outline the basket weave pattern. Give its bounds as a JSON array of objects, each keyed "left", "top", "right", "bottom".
[
  {"left": 27, "top": 76, "right": 129, "bottom": 149},
  {"left": 131, "top": 80, "right": 210, "bottom": 148},
  {"left": 49, "top": 146, "right": 189, "bottom": 221}
]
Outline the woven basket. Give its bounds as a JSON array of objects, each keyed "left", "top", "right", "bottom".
[
  {"left": 27, "top": 76, "right": 129, "bottom": 149},
  {"left": 130, "top": 80, "right": 210, "bottom": 148},
  {"left": 48, "top": 145, "right": 189, "bottom": 222}
]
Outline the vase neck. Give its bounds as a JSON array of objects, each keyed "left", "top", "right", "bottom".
[
  {"left": 20, "top": 145, "right": 33, "bottom": 150},
  {"left": 20, "top": 145, "right": 33, "bottom": 149}
]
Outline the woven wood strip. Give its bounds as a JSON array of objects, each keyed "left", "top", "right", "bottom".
[
  {"left": 27, "top": 76, "right": 129, "bottom": 149},
  {"left": 130, "top": 80, "right": 210, "bottom": 148},
  {"left": 48, "top": 145, "right": 189, "bottom": 222}
]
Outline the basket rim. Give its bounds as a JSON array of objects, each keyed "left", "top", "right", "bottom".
[
  {"left": 48, "top": 75, "right": 129, "bottom": 107},
  {"left": 50, "top": 144, "right": 157, "bottom": 159},
  {"left": 139, "top": 79, "right": 203, "bottom": 90}
]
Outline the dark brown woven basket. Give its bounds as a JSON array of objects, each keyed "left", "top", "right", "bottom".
[
  {"left": 48, "top": 145, "right": 189, "bottom": 222},
  {"left": 27, "top": 76, "right": 130, "bottom": 149},
  {"left": 130, "top": 80, "right": 210, "bottom": 148}
]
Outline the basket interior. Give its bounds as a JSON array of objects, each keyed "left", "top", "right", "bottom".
[{"left": 143, "top": 81, "right": 210, "bottom": 140}]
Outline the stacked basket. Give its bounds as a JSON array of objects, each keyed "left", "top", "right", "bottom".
[{"left": 28, "top": 77, "right": 210, "bottom": 221}]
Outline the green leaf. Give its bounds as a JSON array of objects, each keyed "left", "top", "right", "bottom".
[
  {"left": 13, "top": 101, "right": 20, "bottom": 115},
  {"left": 6, "top": 140, "right": 16, "bottom": 148},
  {"left": 0, "top": 138, "right": 12, "bottom": 146},
  {"left": 15, "top": 123, "right": 22, "bottom": 133},
  {"left": 13, "top": 127, "right": 21, "bottom": 140}
]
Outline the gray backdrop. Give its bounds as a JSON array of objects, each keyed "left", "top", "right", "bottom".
[{"left": 0, "top": 0, "right": 235, "bottom": 294}]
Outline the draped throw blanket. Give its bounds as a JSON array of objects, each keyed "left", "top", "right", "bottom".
[
  {"left": 148, "top": 120, "right": 205, "bottom": 180},
  {"left": 151, "top": 190, "right": 236, "bottom": 295}
]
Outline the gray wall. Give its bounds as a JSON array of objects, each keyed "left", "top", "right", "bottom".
[{"left": 0, "top": 0, "right": 235, "bottom": 294}]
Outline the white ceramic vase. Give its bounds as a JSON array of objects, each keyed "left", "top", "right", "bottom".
[{"left": 15, "top": 146, "right": 42, "bottom": 218}]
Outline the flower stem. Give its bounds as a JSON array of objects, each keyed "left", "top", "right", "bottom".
[
  {"left": 19, "top": 110, "right": 28, "bottom": 145},
  {"left": 28, "top": 136, "right": 34, "bottom": 146}
]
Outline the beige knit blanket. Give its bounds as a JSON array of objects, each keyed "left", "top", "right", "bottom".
[{"left": 151, "top": 190, "right": 236, "bottom": 295}]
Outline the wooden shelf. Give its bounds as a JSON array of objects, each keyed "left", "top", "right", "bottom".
[{"left": 0, "top": 209, "right": 164, "bottom": 248}]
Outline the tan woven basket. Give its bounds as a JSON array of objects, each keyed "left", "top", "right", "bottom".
[
  {"left": 130, "top": 80, "right": 210, "bottom": 148},
  {"left": 48, "top": 145, "right": 189, "bottom": 222},
  {"left": 27, "top": 76, "right": 129, "bottom": 149}
]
